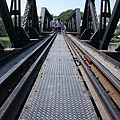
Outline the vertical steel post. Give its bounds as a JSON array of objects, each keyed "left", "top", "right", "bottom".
[
  {"left": 100, "top": 0, "right": 120, "bottom": 50},
  {"left": 0, "top": 0, "right": 18, "bottom": 46}
]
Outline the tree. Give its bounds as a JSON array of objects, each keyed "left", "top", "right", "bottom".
[
  {"left": 115, "top": 29, "right": 120, "bottom": 37},
  {"left": 0, "top": 18, "right": 8, "bottom": 36},
  {"left": 56, "top": 9, "right": 83, "bottom": 24}
]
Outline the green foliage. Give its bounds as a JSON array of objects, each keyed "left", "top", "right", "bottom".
[
  {"left": 57, "top": 9, "right": 73, "bottom": 23},
  {"left": 53, "top": 16, "right": 58, "bottom": 21},
  {"left": 0, "top": 18, "right": 8, "bottom": 36},
  {"left": 0, "top": 37, "right": 9, "bottom": 41},
  {"left": 114, "top": 29, "right": 120, "bottom": 37},
  {"left": 80, "top": 12, "right": 84, "bottom": 18},
  {"left": 111, "top": 37, "right": 120, "bottom": 43},
  {"left": 55, "top": 9, "right": 84, "bottom": 24}
]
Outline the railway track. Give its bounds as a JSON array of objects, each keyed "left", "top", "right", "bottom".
[
  {"left": 0, "top": 35, "right": 49, "bottom": 69},
  {"left": 0, "top": 33, "right": 57, "bottom": 120},
  {"left": 0, "top": 33, "right": 120, "bottom": 120},
  {"left": 65, "top": 34, "right": 120, "bottom": 120}
]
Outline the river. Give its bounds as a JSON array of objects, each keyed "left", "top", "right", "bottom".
[
  {"left": 108, "top": 43, "right": 119, "bottom": 51},
  {"left": 0, "top": 40, "right": 12, "bottom": 48}
]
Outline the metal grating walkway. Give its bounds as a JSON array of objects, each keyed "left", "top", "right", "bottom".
[{"left": 19, "top": 34, "right": 98, "bottom": 120}]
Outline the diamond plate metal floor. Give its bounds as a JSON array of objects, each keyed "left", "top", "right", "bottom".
[{"left": 19, "top": 34, "right": 98, "bottom": 120}]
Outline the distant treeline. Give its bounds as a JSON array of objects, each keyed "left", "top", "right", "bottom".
[{"left": 54, "top": 9, "right": 84, "bottom": 24}]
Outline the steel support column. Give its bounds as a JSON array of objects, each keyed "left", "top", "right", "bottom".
[
  {"left": 100, "top": 0, "right": 120, "bottom": 50},
  {"left": 90, "top": 0, "right": 111, "bottom": 49},
  {"left": 10, "top": 0, "right": 22, "bottom": 41},
  {"left": 21, "top": 0, "right": 39, "bottom": 39},
  {"left": 80, "top": 0, "right": 95, "bottom": 40},
  {"left": 76, "top": 8, "right": 81, "bottom": 34},
  {"left": 100, "top": 0, "right": 111, "bottom": 30},
  {"left": 0, "top": 0, "right": 18, "bottom": 46}
]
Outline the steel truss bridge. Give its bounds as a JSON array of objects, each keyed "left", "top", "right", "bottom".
[{"left": 0, "top": 0, "right": 120, "bottom": 120}]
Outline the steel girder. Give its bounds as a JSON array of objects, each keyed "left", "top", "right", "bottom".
[
  {"left": 21, "top": 0, "right": 39, "bottom": 39},
  {"left": 0, "top": 0, "right": 40, "bottom": 47},
  {"left": 90, "top": 0, "right": 111, "bottom": 43},
  {"left": 100, "top": 0, "right": 120, "bottom": 50},
  {"left": 10, "top": 0, "right": 29, "bottom": 45},
  {"left": 80, "top": 0, "right": 89, "bottom": 35},
  {"left": 40, "top": 7, "right": 53, "bottom": 32},
  {"left": 10, "top": 0, "right": 40, "bottom": 47},
  {"left": 80, "top": 0, "right": 99, "bottom": 40},
  {"left": 0, "top": 0, "right": 18, "bottom": 47},
  {"left": 100, "top": 0, "right": 111, "bottom": 30},
  {"left": 79, "top": 0, "right": 113, "bottom": 50},
  {"left": 65, "top": 8, "right": 81, "bottom": 33}
]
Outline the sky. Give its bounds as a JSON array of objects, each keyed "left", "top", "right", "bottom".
[{"left": 6, "top": 0, "right": 116, "bottom": 16}]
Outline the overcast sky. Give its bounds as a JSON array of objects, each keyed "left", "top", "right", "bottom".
[{"left": 6, "top": 0, "right": 116, "bottom": 16}]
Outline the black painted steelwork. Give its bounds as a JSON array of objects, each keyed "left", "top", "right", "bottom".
[
  {"left": 90, "top": 1, "right": 99, "bottom": 32},
  {"left": 77, "top": 0, "right": 113, "bottom": 50},
  {"left": 100, "top": 0, "right": 120, "bottom": 50},
  {"left": 80, "top": 0, "right": 99, "bottom": 41},
  {"left": 90, "top": 0, "right": 111, "bottom": 48},
  {"left": 10, "top": 0, "right": 29, "bottom": 47},
  {"left": 77, "top": 0, "right": 100, "bottom": 49},
  {"left": 97, "top": 0, "right": 111, "bottom": 49},
  {"left": 40, "top": 7, "right": 53, "bottom": 32},
  {"left": 80, "top": 0, "right": 98, "bottom": 40},
  {"left": 89, "top": 0, "right": 99, "bottom": 43},
  {"left": 65, "top": 8, "right": 81, "bottom": 33},
  {"left": 0, "top": 0, "right": 40, "bottom": 48},
  {"left": 80, "top": 0, "right": 89, "bottom": 37},
  {"left": 100, "top": 0, "right": 111, "bottom": 31},
  {"left": 10, "top": 0, "right": 21, "bottom": 36},
  {"left": 0, "top": 0, "right": 18, "bottom": 47},
  {"left": 21, "top": 0, "right": 39, "bottom": 39}
]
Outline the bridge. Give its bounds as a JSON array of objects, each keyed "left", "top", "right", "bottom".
[{"left": 0, "top": 0, "right": 120, "bottom": 120}]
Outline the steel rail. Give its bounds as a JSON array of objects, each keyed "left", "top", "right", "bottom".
[
  {"left": 67, "top": 35, "right": 120, "bottom": 91},
  {"left": 0, "top": 37, "right": 52, "bottom": 107},
  {"left": 65, "top": 37, "right": 120, "bottom": 120},
  {"left": 0, "top": 35, "right": 52, "bottom": 85},
  {"left": 0, "top": 33, "right": 57, "bottom": 120},
  {"left": 0, "top": 35, "right": 49, "bottom": 67},
  {"left": 0, "top": 34, "right": 56, "bottom": 113},
  {"left": 75, "top": 40, "right": 120, "bottom": 90}
]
